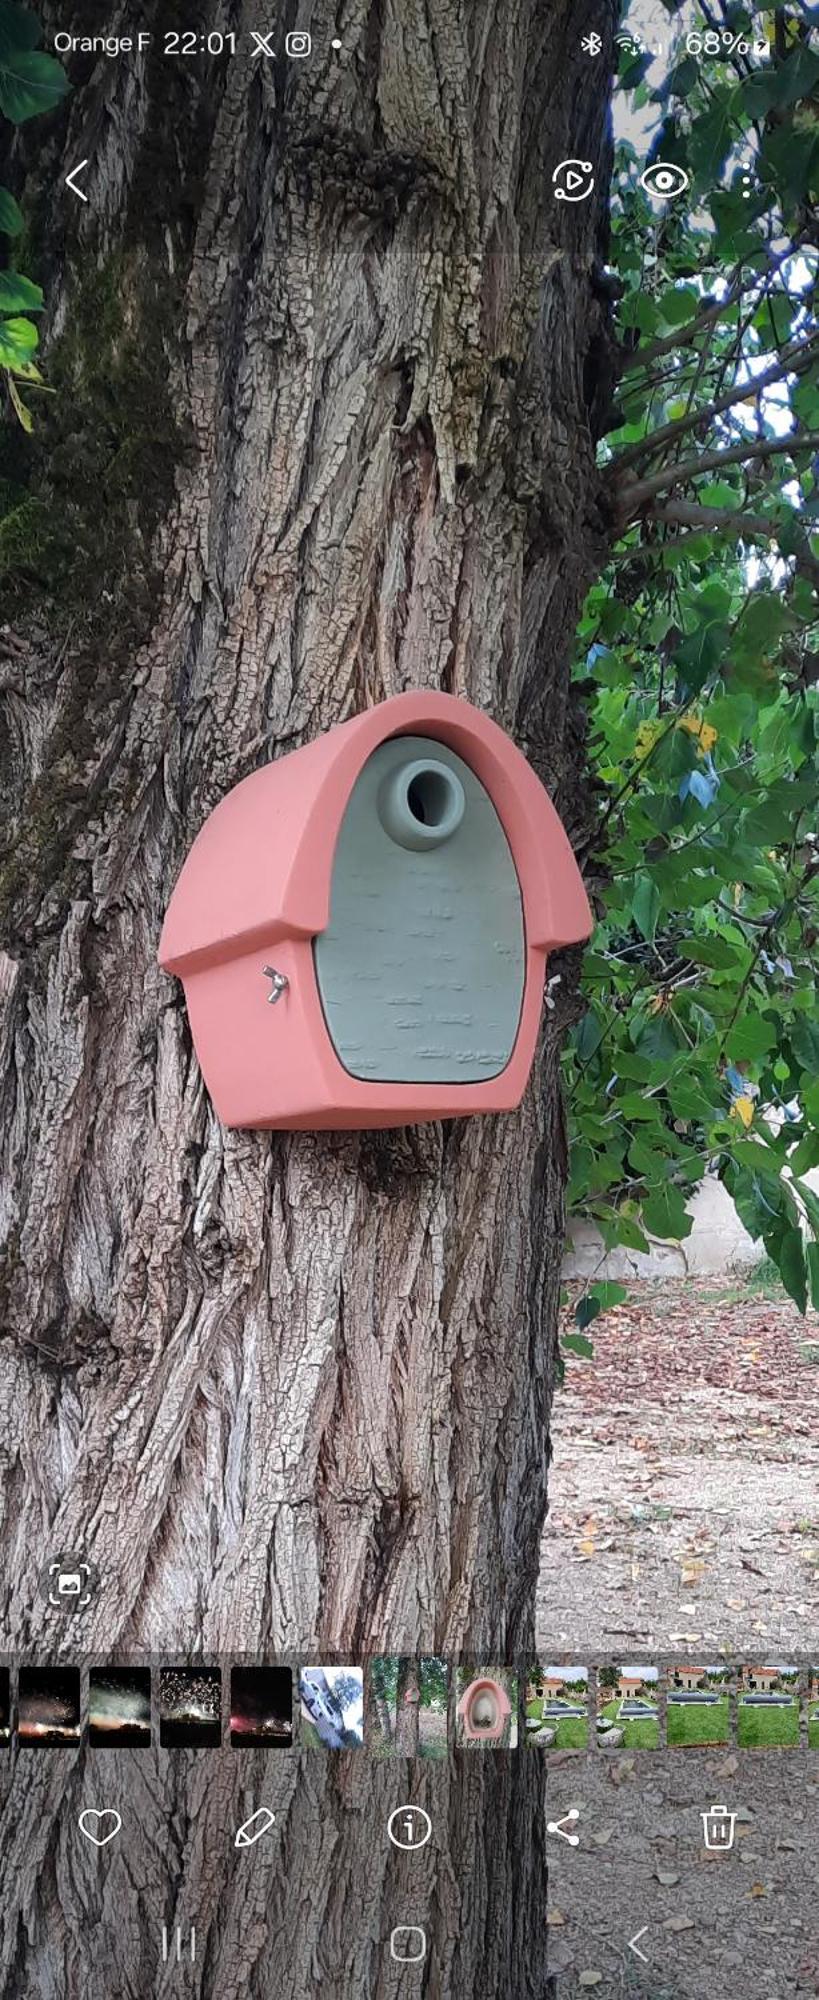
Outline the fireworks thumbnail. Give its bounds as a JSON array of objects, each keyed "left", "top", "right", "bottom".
[
  {"left": 230, "top": 1667, "right": 293, "bottom": 1747},
  {"left": 18, "top": 1668, "right": 81, "bottom": 1746},
  {"left": 89, "top": 1668, "right": 151, "bottom": 1746},
  {"left": 159, "top": 1667, "right": 222, "bottom": 1748}
]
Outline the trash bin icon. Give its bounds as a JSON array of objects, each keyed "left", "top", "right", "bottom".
[{"left": 701, "top": 1805, "right": 736, "bottom": 1852}]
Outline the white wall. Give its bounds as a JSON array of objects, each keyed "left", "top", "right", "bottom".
[
  {"left": 562, "top": 1148, "right": 819, "bottom": 1282},
  {"left": 562, "top": 1174, "right": 760, "bottom": 1281}
]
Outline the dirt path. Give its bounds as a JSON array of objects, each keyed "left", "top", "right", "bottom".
[{"left": 537, "top": 1278, "right": 819, "bottom": 1654}]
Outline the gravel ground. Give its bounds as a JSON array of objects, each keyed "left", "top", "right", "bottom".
[
  {"left": 545, "top": 1748, "right": 819, "bottom": 1996},
  {"left": 537, "top": 1278, "right": 819, "bottom": 1655}
]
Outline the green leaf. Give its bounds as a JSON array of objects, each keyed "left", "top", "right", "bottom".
[
  {"left": 0, "top": 43, "right": 69, "bottom": 122},
  {"left": 632, "top": 875, "right": 660, "bottom": 942},
  {"left": 788, "top": 1132, "right": 819, "bottom": 1179},
  {"left": 807, "top": 1242, "right": 819, "bottom": 1312},
  {"left": 0, "top": 2, "right": 41, "bottom": 55},
  {"left": 0, "top": 269, "right": 42, "bottom": 313},
  {"left": 641, "top": 1185, "right": 693, "bottom": 1241},
  {"left": 777, "top": 1225, "right": 807, "bottom": 1315},
  {"left": 742, "top": 42, "right": 819, "bottom": 118},
  {"left": 573, "top": 1007, "right": 607, "bottom": 1063},
  {"left": 0, "top": 313, "right": 38, "bottom": 364},
  {"left": 633, "top": 1012, "right": 684, "bottom": 1063},
  {"left": 726, "top": 1015, "right": 778, "bottom": 1061},
  {"left": 681, "top": 938, "right": 743, "bottom": 970},
  {"left": 562, "top": 1331, "right": 595, "bottom": 1358},
  {"left": 688, "top": 91, "right": 737, "bottom": 178},
  {"left": 658, "top": 285, "right": 700, "bottom": 327},
  {"left": 575, "top": 1281, "right": 628, "bottom": 1331},
  {"left": 0, "top": 185, "right": 23, "bottom": 234},
  {"left": 789, "top": 1018, "right": 819, "bottom": 1075},
  {"left": 597, "top": 1213, "right": 652, "bottom": 1256}
]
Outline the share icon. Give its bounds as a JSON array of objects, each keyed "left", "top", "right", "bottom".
[{"left": 546, "top": 1808, "right": 580, "bottom": 1846}]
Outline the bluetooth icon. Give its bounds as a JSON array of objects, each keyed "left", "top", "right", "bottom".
[{"left": 581, "top": 32, "right": 602, "bottom": 55}]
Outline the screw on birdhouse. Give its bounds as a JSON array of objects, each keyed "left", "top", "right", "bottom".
[
  {"left": 544, "top": 974, "right": 562, "bottom": 1012},
  {"left": 262, "top": 966, "right": 288, "bottom": 1004}
]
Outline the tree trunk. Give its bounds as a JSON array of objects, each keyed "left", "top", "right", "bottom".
[
  {"left": 0, "top": 2, "right": 613, "bottom": 1994},
  {"left": 393, "top": 1658, "right": 420, "bottom": 1759}
]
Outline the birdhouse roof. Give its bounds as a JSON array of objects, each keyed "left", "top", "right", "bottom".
[{"left": 159, "top": 690, "right": 591, "bottom": 975}]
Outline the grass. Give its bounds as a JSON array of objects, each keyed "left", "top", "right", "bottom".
[
  {"left": 667, "top": 1695, "right": 730, "bottom": 1747},
  {"left": 744, "top": 1255, "right": 786, "bottom": 1298},
  {"left": 737, "top": 1698, "right": 799, "bottom": 1749},
  {"left": 553, "top": 1715, "right": 589, "bottom": 1749},
  {"left": 808, "top": 1708, "right": 819, "bottom": 1750},
  {"left": 599, "top": 1699, "right": 659, "bottom": 1749}
]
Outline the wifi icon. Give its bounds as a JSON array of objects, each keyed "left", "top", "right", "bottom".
[{"left": 615, "top": 30, "right": 646, "bottom": 57}]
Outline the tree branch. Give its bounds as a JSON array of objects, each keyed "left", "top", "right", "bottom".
[
  {"left": 621, "top": 241, "right": 801, "bottom": 373},
  {"left": 614, "top": 333, "right": 819, "bottom": 472},
  {"left": 644, "top": 499, "right": 819, "bottom": 587},
  {"left": 618, "top": 430, "right": 819, "bottom": 516}
]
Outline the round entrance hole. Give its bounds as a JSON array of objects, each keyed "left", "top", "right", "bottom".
[{"left": 378, "top": 757, "right": 466, "bottom": 850}]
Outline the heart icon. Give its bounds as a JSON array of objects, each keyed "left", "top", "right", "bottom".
[{"left": 78, "top": 1808, "right": 122, "bottom": 1847}]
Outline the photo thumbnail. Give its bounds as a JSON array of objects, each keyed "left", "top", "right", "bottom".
[
  {"left": 597, "top": 1663, "right": 659, "bottom": 1750},
  {"left": 455, "top": 1669, "right": 517, "bottom": 1749},
  {"left": 525, "top": 1664, "right": 589, "bottom": 1749},
  {"left": 89, "top": 1668, "right": 152, "bottom": 1747},
  {"left": 18, "top": 1668, "right": 81, "bottom": 1747},
  {"left": 230, "top": 1667, "right": 293, "bottom": 1748},
  {"left": 369, "top": 1656, "right": 448, "bottom": 1760},
  {"left": 737, "top": 1663, "right": 800, "bottom": 1749},
  {"left": 667, "top": 1663, "right": 732, "bottom": 1748},
  {"left": 159, "top": 1667, "right": 222, "bottom": 1749},
  {"left": 299, "top": 1667, "right": 364, "bottom": 1750}
]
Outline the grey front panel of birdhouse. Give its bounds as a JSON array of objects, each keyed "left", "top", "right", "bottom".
[{"left": 313, "top": 736, "right": 525, "bottom": 1082}]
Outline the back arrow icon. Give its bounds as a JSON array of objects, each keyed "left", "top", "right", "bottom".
[
  {"left": 628, "top": 1927, "right": 649, "bottom": 1964},
  {"left": 65, "top": 161, "right": 89, "bottom": 203}
]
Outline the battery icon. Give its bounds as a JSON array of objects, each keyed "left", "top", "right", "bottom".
[{"left": 701, "top": 1805, "right": 736, "bottom": 1852}]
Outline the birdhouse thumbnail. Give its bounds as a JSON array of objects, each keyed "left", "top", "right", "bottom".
[
  {"left": 158, "top": 690, "right": 591, "bottom": 1130},
  {"left": 457, "top": 1676, "right": 512, "bottom": 1744}
]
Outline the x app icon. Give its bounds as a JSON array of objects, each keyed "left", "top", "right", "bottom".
[{"left": 250, "top": 31, "right": 275, "bottom": 57}]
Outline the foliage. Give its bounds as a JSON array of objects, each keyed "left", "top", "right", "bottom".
[
  {"left": 0, "top": 1, "right": 67, "bottom": 425},
  {"left": 565, "top": 1, "right": 819, "bottom": 1333}
]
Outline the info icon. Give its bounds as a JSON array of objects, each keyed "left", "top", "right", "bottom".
[
  {"left": 39, "top": 1551, "right": 99, "bottom": 1612},
  {"left": 387, "top": 1805, "right": 432, "bottom": 1851}
]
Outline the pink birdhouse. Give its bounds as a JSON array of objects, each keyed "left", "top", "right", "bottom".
[
  {"left": 457, "top": 1677, "right": 512, "bottom": 1743},
  {"left": 158, "top": 690, "right": 591, "bottom": 1131}
]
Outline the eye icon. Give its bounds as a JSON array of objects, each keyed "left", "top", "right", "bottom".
[{"left": 639, "top": 161, "right": 690, "bottom": 201}]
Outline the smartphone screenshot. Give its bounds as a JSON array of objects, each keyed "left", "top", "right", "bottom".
[{"left": 0, "top": 4, "right": 817, "bottom": 1996}]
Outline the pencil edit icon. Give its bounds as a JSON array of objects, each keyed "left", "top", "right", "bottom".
[
  {"left": 701, "top": 1806, "right": 736, "bottom": 1852},
  {"left": 235, "top": 1807, "right": 276, "bottom": 1848}
]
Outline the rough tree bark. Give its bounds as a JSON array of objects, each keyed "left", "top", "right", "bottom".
[{"left": 0, "top": 2, "right": 614, "bottom": 1995}]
